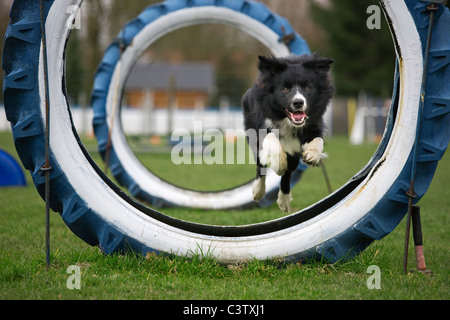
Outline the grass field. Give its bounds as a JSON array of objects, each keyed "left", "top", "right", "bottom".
[{"left": 0, "top": 130, "right": 448, "bottom": 300}]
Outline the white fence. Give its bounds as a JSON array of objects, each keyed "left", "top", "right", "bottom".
[
  {"left": 1, "top": 105, "right": 245, "bottom": 136},
  {"left": 1, "top": 103, "right": 334, "bottom": 137}
]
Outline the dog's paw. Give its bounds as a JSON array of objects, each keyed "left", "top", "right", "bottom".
[
  {"left": 260, "top": 133, "right": 288, "bottom": 176},
  {"left": 302, "top": 137, "right": 327, "bottom": 167},
  {"left": 302, "top": 150, "right": 327, "bottom": 167},
  {"left": 277, "top": 190, "right": 292, "bottom": 213},
  {"left": 252, "top": 177, "right": 266, "bottom": 201}
]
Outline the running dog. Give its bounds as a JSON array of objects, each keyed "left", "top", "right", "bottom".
[{"left": 242, "top": 54, "right": 334, "bottom": 212}]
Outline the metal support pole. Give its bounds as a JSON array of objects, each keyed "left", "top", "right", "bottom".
[
  {"left": 40, "top": 0, "right": 52, "bottom": 269},
  {"left": 411, "top": 206, "right": 432, "bottom": 274},
  {"left": 320, "top": 161, "right": 333, "bottom": 194},
  {"left": 403, "top": 2, "right": 438, "bottom": 274}
]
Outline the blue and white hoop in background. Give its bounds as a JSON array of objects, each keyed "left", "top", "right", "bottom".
[
  {"left": 91, "top": 1, "right": 310, "bottom": 209},
  {"left": 2, "top": 0, "right": 449, "bottom": 263}
]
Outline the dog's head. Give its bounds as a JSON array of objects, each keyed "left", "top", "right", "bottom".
[{"left": 257, "top": 54, "right": 334, "bottom": 128}]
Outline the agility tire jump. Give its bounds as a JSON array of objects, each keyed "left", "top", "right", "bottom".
[
  {"left": 3, "top": 0, "right": 449, "bottom": 263},
  {"left": 91, "top": 0, "right": 310, "bottom": 210}
]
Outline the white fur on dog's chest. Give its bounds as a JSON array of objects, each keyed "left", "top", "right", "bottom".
[
  {"left": 265, "top": 118, "right": 301, "bottom": 155},
  {"left": 279, "top": 135, "right": 301, "bottom": 155}
]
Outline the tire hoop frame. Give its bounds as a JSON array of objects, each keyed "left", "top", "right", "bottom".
[{"left": 2, "top": 0, "right": 449, "bottom": 263}]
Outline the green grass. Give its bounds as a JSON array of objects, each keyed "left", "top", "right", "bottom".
[{"left": 0, "top": 131, "right": 448, "bottom": 300}]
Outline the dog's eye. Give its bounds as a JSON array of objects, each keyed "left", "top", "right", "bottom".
[
  {"left": 281, "top": 87, "right": 290, "bottom": 93},
  {"left": 303, "top": 85, "right": 310, "bottom": 92}
]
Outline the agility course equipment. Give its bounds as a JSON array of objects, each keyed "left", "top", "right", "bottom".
[
  {"left": 2, "top": 0, "right": 449, "bottom": 263},
  {"left": 0, "top": 149, "right": 26, "bottom": 187},
  {"left": 91, "top": 0, "right": 310, "bottom": 209}
]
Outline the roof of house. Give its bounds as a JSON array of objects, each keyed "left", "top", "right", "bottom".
[{"left": 125, "top": 62, "right": 215, "bottom": 92}]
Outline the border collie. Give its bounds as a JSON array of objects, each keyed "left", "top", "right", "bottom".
[{"left": 242, "top": 54, "right": 334, "bottom": 212}]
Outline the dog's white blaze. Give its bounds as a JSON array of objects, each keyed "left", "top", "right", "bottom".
[
  {"left": 292, "top": 90, "right": 305, "bottom": 101},
  {"left": 292, "top": 90, "right": 307, "bottom": 110}
]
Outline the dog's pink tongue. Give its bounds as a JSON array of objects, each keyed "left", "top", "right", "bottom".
[{"left": 292, "top": 111, "right": 306, "bottom": 121}]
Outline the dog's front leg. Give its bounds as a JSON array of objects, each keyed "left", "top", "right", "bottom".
[
  {"left": 302, "top": 137, "right": 327, "bottom": 167},
  {"left": 276, "top": 153, "right": 300, "bottom": 213},
  {"left": 252, "top": 165, "right": 266, "bottom": 201},
  {"left": 259, "top": 132, "right": 288, "bottom": 176},
  {"left": 277, "top": 172, "right": 292, "bottom": 213}
]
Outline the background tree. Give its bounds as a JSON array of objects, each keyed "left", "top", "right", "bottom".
[
  {"left": 0, "top": 0, "right": 13, "bottom": 103},
  {"left": 310, "top": 0, "right": 396, "bottom": 97},
  {"left": 65, "top": 30, "right": 83, "bottom": 105},
  {"left": 2, "top": 0, "right": 423, "bottom": 104}
]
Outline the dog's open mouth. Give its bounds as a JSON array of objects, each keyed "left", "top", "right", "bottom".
[{"left": 285, "top": 109, "right": 307, "bottom": 126}]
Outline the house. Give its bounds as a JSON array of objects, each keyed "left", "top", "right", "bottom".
[{"left": 124, "top": 62, "right": 215, "bottom": 109}]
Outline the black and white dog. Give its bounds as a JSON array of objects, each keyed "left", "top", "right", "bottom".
[{"left": 242, "top": 54, "right": 334, "bottom": 212}]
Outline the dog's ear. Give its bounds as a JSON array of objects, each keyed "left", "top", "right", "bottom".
[
  {"left": 304, "top": 56, "right": 334, "bottom": 73},
  {"left": 257, "top": 56, "right": 287, "bottom": 89},
  {"left": 257, "top": 56, "right": 287, "bottom": 75}
]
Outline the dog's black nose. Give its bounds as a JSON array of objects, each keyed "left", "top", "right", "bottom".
[{"left": 292, "top": 99, "right": 304, "bottom": 109}]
